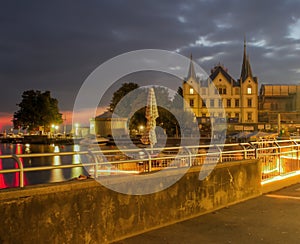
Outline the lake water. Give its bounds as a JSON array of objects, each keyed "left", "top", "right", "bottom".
[{"left": 0, "top": 143, "right": 90, "bottom": 189}]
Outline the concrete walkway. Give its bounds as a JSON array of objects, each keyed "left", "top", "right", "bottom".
[{"left": 114, "top": 184, "right": 300, "bottom": 244}]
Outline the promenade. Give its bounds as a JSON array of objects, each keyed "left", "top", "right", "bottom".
[{"left": 115, "top": 183, "right": 300, "bottom": 244}]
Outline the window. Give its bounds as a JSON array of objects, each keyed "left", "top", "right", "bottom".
[
  {"left": 227, "top": 99, "right": 231, "bottom": 107},
  {"left": 189, "top": 99, "right": 194, "bottom": 107},
  {"left": 202, "top": 99, "right": 206, "bottom": 108},
  {"left": 235, "top": 87, "right": 240, "bottom": 95},
  {"left": 210, "top": 99, "right": 214, "bottom": 108},
  {"left": 247, "top": 99, "right": 252, "bottom": 107},
  {"left": 235, "top": 99, "right": 239, "bottom": 107},
  {"left": 223, "top": 88, "right": 227, "bottom": 94},
  {"left": 219, "top": 88, "right": 222, "bottom": 94},
  {"left": 219, "top": 112, "right": 223, "bottom": 117},
  {"left": 235, "top": 113, "right": 239, "bottom": 118},
  {"left": 247, "top": 86, "right": 252, "bottom": 94},
  {"left": 247, "top": 112, "right": 252, "bottom": 121},
  {"left": 189, "top": 88, "right": 194, "bottom": 94},
  {"left": 218, "top": 99, "right": 223, "bottom": 108}
]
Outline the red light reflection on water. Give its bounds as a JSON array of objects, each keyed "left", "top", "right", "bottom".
[{"left": 0, "top": 148, "right": 7, "bottom": 189}]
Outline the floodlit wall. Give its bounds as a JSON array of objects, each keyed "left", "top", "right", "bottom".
[{"left": 0, "top": 159, "right": 261, "bottom": 243}]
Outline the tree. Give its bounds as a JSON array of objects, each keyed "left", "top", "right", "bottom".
[
  {"left": 109, "top": 82, "right": 139, "bottom": 112},
  {"left": 13, "top": 90, "right": 63, "bottom": 131}
]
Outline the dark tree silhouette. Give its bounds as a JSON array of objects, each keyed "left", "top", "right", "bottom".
[
  {"left": 13, "top": 90, "right": 63, "bottom": 131},
  {"left": 109, "top": 82, "right": 139, "bottom": 112}
]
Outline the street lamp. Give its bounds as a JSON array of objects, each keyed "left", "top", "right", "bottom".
[
  {"left": 139, "top": 125, "right": 144, "bottom": 134},
  {"left": 51, "top": 124, "right": 59, "bottom": 136}
]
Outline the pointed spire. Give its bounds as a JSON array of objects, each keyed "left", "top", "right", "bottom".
[
  {"left": 247, "top": 55, "right": 253, "bottom": 78},
  {"left": 187, "top": 53, "right": 197, "bottom": 80},
  {"left": 240, "top": 37, "right": 253, "bottom": 82}
]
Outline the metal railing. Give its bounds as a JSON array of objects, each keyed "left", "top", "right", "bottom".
[{"left": 0, "top": 139, "right": 300, "bottom": 188}]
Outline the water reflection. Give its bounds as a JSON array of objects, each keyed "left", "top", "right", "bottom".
[
  {"left": 13, "top": 144, "right": 28, "bottom": 187},
  {"left": 0, "top": 143, "right": 88, "bottom": 189},
  {"left": 71, "top": 144, "right": 84, "bottom": 178},
  {"left": 49, "top": 145, "right": 65, "bottom": 183},
  {"left": 0, "top": 147, "right": 7, "bottom": 188}
]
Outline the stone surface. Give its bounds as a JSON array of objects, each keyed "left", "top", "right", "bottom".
[{"left": 0, "top": 159, "right": 261, "bottom": 243}]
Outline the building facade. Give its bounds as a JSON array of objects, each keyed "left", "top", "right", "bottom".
[
  {"left": 183, "top": 40, "right": 258, "bottom": 130},
  {"left": 259, "top": 84, "right": 300, "bottom": 126},
  {"left": 90, "top": 111, "right": 128, "bottom": 137}
]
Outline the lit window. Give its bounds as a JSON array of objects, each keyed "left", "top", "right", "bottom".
[
  {"left": 247, "top": 86, "right": 252, "bottom": 94},
  {"left": 189, "top": 88, "right": 194, "bottom": 94}
]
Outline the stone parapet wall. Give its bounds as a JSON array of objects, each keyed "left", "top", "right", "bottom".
[{"left": 0, "top": 159, "right": 261, "bottom": 243}]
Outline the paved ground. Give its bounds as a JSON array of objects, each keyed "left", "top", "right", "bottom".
[{"left": 114, "top": 184, "right": 300, "bottom": 244}]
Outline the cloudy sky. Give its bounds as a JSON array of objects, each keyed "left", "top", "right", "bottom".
[{"left": 1, "top": 0, "right": 300, "bottom": 129}]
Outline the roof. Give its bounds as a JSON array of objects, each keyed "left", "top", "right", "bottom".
[
  {"left": 96, "top": 111, "right": 118, "bottom": 119},
  {"left": 209, "top": 65, "right": 239, "bottom": 86},
  {"left": 186, "top": 54, "right": 197, "bottom": 80},
  {"left": 240, "top": 38, "right": 255, "bottom": 83}
]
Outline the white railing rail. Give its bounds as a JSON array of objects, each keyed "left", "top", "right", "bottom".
[{"left": 0, "top": 139, "right": 300, "bottom": 188}]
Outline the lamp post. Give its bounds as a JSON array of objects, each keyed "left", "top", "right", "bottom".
[
  {"left": 75, "top": 123, "right": 79, "bottom": 138},
  {"left": 51, "top": 124, "right": 55, "bottom": 137},
  {"left": 51, "top": 124, "right": 59, "bottom": 137}
]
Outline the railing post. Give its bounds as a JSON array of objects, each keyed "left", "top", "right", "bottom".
[
  {"left": 274, "top": 141, "right": 281, "bottom": 175},
  {"left": 216, "top": 145, "right": 222, "bottom": 163},
  {"left": 240, "top": 144, "right": 247, "bottom": 160},
  {"left": 12, "top": 154, "right": 24, "bottom": 188},
  {"left": 183, "top": 146, "right": 192, "bottom": 167},
  {"left": 298, "top": 144, "right": 300, "bottom": 170},
  {"left": 88, "top": 149, "right": 99, "bottom": 178},
  {"left": 142, "top": 149, "right": 151, "bottom": 172},
  {"left": 254, "top": 147, "right": 258, "bottom": 159}
]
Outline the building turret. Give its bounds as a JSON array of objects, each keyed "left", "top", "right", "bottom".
[
  {"left": 187, "top": 54, "right": 197, "bottom": 80},
  {"left": 240, "top": 38, "right": 254, "bottom": 82}
]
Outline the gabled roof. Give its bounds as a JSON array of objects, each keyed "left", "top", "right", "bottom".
[{"left": 209, "top": 65, "right": 239, "bottom": 86}]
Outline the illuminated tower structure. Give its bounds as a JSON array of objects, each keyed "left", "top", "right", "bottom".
[{"left": 182, "top": 39, "right": 258, "bottom": 132}]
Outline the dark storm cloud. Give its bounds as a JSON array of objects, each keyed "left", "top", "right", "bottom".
[{"left": 0, "top": 0, "right": 300, "bottom": 115}]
